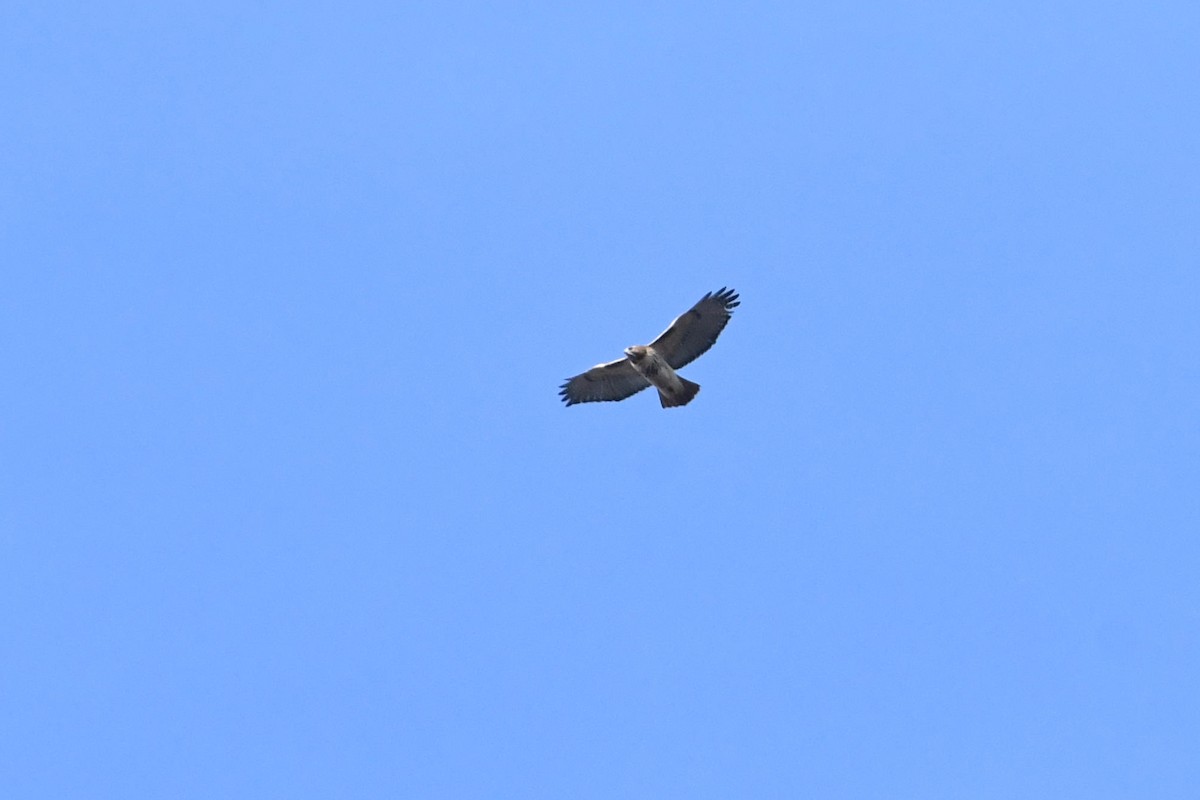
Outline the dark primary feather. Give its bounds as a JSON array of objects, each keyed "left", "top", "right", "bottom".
[
  {"left": 649, "top": 287, "right": 740, "bottom": 370},
  {"left": 558, "top": 358, "right": 651, "bottom": 406}
]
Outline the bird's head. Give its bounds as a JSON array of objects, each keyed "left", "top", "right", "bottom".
[{"left": 624, "top": 345, "right": 648, "bottom": 362}]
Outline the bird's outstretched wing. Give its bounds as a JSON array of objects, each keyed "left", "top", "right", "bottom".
[
  {"left": 559, "top": 358, "right": 652, "bottom": 406},
  {"left": 648, "top": 287, "right": 740, "bottom": 370}
]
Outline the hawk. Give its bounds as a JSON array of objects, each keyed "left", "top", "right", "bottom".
[{"left": 559, "top": 287, "right": 740, "bottom": 408}]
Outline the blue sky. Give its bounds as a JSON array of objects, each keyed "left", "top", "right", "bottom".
[{"left": 4, "top": 1, "right": 1198, "bottom": 797}]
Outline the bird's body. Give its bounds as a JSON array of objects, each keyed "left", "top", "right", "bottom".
[
  {"left": 623, "top": 345, "right": 700, "bottom": 408},
  {"left": 559, "top": 287, "right": 739, "bottom": 408}
]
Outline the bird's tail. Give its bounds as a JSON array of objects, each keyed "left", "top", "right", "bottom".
[{"left": 659, "top": 378, "right": 700, "bottom": 408}]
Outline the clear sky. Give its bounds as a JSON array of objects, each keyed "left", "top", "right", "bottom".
[{"left": 4, "top": 2, "right": 1198, "bottom": 797}]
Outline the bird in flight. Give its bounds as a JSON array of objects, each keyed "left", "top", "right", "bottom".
[{"left": 559, "top": 287, "right": 740, "bottom": 408}]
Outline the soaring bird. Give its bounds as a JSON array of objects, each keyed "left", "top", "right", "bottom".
[{"left": 559, "top": 287, "right": 739, "bottom": 408}]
